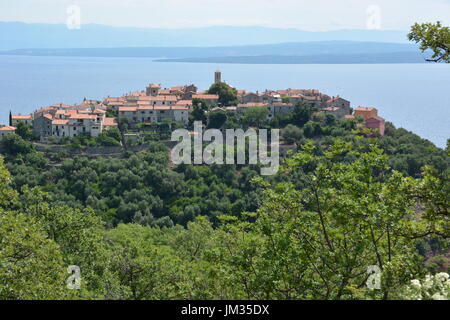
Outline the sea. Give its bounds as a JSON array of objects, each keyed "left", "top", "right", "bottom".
[{"left": 0, "top": 55, "right": 449, "bottom": 148}]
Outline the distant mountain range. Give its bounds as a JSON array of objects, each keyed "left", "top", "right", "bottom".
[
  {"left": 0, "top": 22, "right": 411, "bottom": 50},
  {"left": 1, "top": 22, "right": 428, "bottom": 64}
]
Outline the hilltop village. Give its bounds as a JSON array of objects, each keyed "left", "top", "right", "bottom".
[{"left": 1, "top": 71, "right": 385, "bottom": 142}]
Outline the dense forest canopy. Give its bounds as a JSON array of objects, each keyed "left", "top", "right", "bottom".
[{"left": 0, "top": 107, "right": 448, "bottom": 299}]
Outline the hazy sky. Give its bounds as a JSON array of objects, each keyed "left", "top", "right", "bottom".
[{"left": 1, "top": 0, "right": 449, "bottom": 30}]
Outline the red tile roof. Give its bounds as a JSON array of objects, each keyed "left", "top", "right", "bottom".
[
  {"left": 355, "top": 107, "right": 377, "bottom": 112},
  {"left": 52, "top": 119, "right": 69, "bottom": 125},
  {"left": 119, "top": 107, "right": 138, "bottom": 112},
  {"left": 176, "top": 100, "right": 193, "bottom": 106},
  {"left": 12, "top": 115, "right": 32, "bottom": 120},
  {"left": 103, "top": 117, "right": 118, "bottom": 126},
  {"left": 192, "top": 94, "right": 219, "bottom": 100},
  {"left": 0, "top": 126, "right": 16, "bottom": 131},
  {"left": 69, "top": 114, "right": 97, "bottom": 120}
]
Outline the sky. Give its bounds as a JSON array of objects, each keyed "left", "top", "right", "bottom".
[{"left": 0, "top": 0, "right": 449, "bottom": 30}]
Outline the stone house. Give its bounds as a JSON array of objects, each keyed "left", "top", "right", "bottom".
[
  {"left": 366, "top": 116, "right": 385, "bottom": 136},
  {"left": 11, "top": 115, "right": 33, "bottom": 126},
  {"left": 0, "top": 126, "right": 16, "bottom": 139},
  {"left": 354, "top": 107, "right": 379, "bottom": 120},
  {"left": 321, "top": 107, "right": 349, "bottom": 119},
  {"left": 192, "top": 94, "right": 219, "bottom": 106},
  {"left": 146, "top": 84, "right": 161, "bottom": 96}
]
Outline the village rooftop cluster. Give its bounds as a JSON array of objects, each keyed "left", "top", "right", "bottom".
[{"left": 1, "top": 71, "right": 386, "bottom": 140}]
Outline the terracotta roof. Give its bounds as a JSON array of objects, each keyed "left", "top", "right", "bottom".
[
  {"left": 103, "top": 117, "right": 118, "bottom": 126},
  {"left": 192, "top": 94, "right": 219, "bottom": 100},
  {"left": 34, "top": 107, "right": 54, "bottom": 114},
  {"left": 138, "top": 95, "right": 178, "bottom": 102},
  {"left": 108, "top": 101, "right": 125, "bottom": 106},
  {"left": 119, "top": 107, "right": 138, "bottom": 112},
  {"left": 137, "top": 106, "right": 154, "bottom": 111},
  {"left": 0, "top": 126, "right": 16, "bottom": 131},
  {"left": 52, "top": 119, "right": 69, "bottom": 125},
  {"left": 69, "top": 114, "right": 97, "bottom": 120},
  {"left": 176, "top": 100, "right": 193, "bottom": 106},
  {"left": 355, "top": 107, "right": 377, "bottom": 112},
  {"left": 43, "top": 114, "right": 54, "bottom": 120},
  {"left": 49, "top": 103, "right": 73, "bottom": 109},
  {"left": 93, "top": 109, "right": 106, "bottom": 114},
  {"left": 12, "top": 115, "right": 32, "bottom": 120},
  {"left": 104, "top": 97, "right": 124, "bottom": 103}
]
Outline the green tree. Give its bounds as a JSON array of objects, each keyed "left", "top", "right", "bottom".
[
  {"left": 282, "top": 124, "right": 303, "bottom": 144},
  {"left": 242, "top": 106, "right": 270, "bottom": 127},
  {"left": 408, "top": 22, "right": 450, "bottom": 63},
  {"left": 207, "top": 82, "right": 238, "bottom": 106},
  {"left": 208, "top": 112, "right": 227, "bottom": 129},
  {"left": 0, "top": 158, "right": 67, "bottom": 299},
  {"left": 292, "top": 102, "right": 316, "bottom": 127},
  {"left": 0, "top": 211, "right": 68, "bottom": 299},
  {"left": 214, "top": 141, "right": 427, "bottom": 299},
  {"left": 15, "top": 122, "right": 35, "bottom": 141},
  {"left": 102, "top": 224, "right": 184, "bottom": 299},
  {"left": 0, "top": 134, "right": 35, "bottom": 157}
]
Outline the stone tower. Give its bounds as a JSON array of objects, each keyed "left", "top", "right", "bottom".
[{"left": 214, "top": 70, "right": 222, "bottom": 84}]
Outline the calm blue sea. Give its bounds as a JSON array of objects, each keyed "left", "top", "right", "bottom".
[{"left": 0, "top": 55, "right": 449, "bottom": 148}]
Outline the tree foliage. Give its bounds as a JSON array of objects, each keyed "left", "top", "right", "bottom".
[
  {"left": 207, "top": 82, "right": 238, "bottom": 106},
  {"left": 408, "top": 21, "right": 450, "bottom": 63}
]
